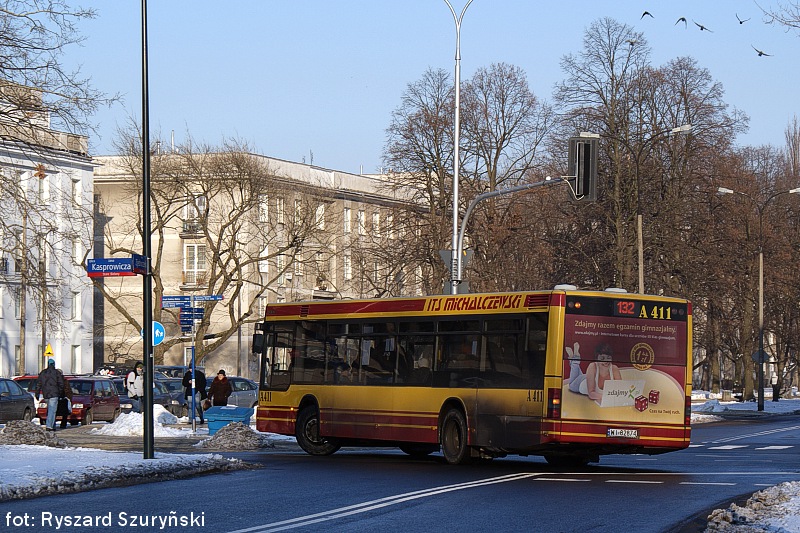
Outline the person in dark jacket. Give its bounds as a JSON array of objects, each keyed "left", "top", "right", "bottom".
[
  {"left": 182, "top": 368, "right": 207, "bottom": 424},
  {"left": 58, "top": 378, "right": 73, "bottom": 429},
  {"left": 38, "top": 358, "right": 64, "bottom": 431},
  {"left": 208, "top": 369, "right": 233, "bottom": 406}
]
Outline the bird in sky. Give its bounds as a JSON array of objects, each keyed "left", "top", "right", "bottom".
[
  {"left": 752, "top": 45, "right": 771, "bottom": 57},
  {"left": 693, "top": 20, "right": 713, "bottom": 32},
  {"left": 675, "top": 17, "right": 687, "bottom": 28},
  {"left": 641, "top": 11, "right": 653, "bottom": 19},
  {"left": 736, "top": 13, "right": 751, "bottom": 24}
]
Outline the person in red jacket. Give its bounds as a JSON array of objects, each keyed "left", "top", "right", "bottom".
[{"left": 208, "top": 369, "right": 233, "bottom": 406}]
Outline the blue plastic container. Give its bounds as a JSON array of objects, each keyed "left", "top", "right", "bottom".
[{"left": 204, "top": 406, "right": 254, "bottom": 435}]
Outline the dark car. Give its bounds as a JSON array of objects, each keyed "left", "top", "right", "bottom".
[
  {"left": 12, "top": 375, "right": 40, "bottom": 399},
  {"left": 110, "top": 377, "right": 173, "bottom": 415},
  {"left": 155, "top": 365, "right": 205, "bottom": 379},
  {"left": 160, "top": 378, "right": 189, "bottom": 417},
  {"left": 94, "top": 363, "right": 133, "bottom": 377},
  {"left": 37, "top": 376, "right": 120, "bottom": 425},
  {"left": 0, "top": 378, "right": 36, "bottom": 422}
]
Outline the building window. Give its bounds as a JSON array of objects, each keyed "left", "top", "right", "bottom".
[
  {"left": 315, "top": 204, "right": 325, "bottom": 230},
  {"left": 294, "top": 199, "right": 302, "bottom": 225},
  {"left": 276, "top": 197, "right": 285, "bottom": 224},
  {"left": 71, "top": 178, "right": 81, "bottom": 208},
  {"left": 71, "top": 345, "right": 80, "bottom": 374},
  {"left": 343, "top": 207, "right": 351, "bottom": 234},
  {"left": 343, "top": 252, "right": 352, "bottom": 280},
  {"left": 258, "top": 194, "right": 269, "bottom": 222},
  {"left": 14, "top": 288, "right": 21, "bottom": 319},
  {"left": 71, "top": 291, "right": 80, "bottom": 320},
  {"left": 357, "top": 210, "right": 365, "bottom": 236},
  {"left": 372, "top": 212, "right": 380, "bottom": 235},
  {"left": 184, "top": 244, "right": 207, "bottom": 285},
  {"left": 35, "top": 164, "right": 48, "bottom": 204},
  {"left": 276, "top": 254, "right": 286, "bottom": 285},
  {"left": 387, "top": 214, "right": 395, "bottom": 240},
  {"left": 257, "top": 296, "right": 267, "bottom": 318},
  {"left": 258, "top": 246, "right": 269, "bottom": 273},
  {"left": 183, "top": 194, "right": 207, "bottom": 221}
]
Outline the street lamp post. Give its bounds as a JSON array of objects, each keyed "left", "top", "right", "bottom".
[
  {"left": 444, "top": 0, "right": 473, "bottom": 294},
  {"left": 717, "top": 186, "right": 800, "bottom": 411},
  {"left": 632, "top": 124, "right": 692, "bottom": 294}
]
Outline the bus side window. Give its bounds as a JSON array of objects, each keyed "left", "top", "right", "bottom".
[{"left": 525, "top": 314, "right": 548, "bottom": 389}]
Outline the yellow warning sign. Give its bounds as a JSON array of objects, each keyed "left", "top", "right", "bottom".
[{"left": 44, "top": 343, "right": 53, "bottom": 357}]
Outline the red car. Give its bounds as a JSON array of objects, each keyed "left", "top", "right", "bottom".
[
  {"left": 12, "top": 375, "right": 40, "bottom": 399},
  {"left": 36, "top": 376, "right": 120, "bottom": 425}
]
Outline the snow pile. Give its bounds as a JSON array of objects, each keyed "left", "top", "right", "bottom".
[
  {"left": 706, "top": 481, "right": 800, "bottom": 532},
  {"left": 91, "top": 406, "right": 189, "bottom": 437},
  {"left": 195, "top": 422, "right": 274, "bottom": 450},
  {"left": 694, "top": 400, "right": 728, "bottom": 413},
  {"left": 0, "top": 420, "right": 66, "bottom": 448},
  {"left": 0, "top": 445, "right": 245, "bottom": 502}
]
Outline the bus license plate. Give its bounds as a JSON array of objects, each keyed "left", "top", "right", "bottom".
[{"left": 607, "top": 428, "right": 638, "bottom": 439}]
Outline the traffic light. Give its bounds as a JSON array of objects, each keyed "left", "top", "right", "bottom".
[{"left": 567, "top": 136, "right": 598, "bottom": 201}]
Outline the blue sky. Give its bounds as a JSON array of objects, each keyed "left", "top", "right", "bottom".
[{"left": 69, "top": 1, "right": 799, "bottom": 175}]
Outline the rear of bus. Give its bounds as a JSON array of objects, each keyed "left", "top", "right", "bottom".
[{"left": 544, "top": 291, "right": 692, "bottom": 462}]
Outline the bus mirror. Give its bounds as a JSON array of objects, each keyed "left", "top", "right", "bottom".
[
  {"left": 252, "top": 326, "right": 265, "bottom": 354},
  {"left": 567, "top": 136, "right": 598, "bottom": 202}
]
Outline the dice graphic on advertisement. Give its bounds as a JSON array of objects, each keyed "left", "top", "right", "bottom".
[
  {"left": 635, "top": 395, "right": 648, "bottom": 412},
  {"left": 649, "top": 389, "right": 660, "bottom": 405}
]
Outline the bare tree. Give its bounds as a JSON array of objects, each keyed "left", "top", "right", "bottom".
[{"left": 92, "top": 130, "right": 332, "bottom": 366}]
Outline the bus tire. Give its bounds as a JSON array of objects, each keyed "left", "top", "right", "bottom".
[
  {"left": 399, "top": 443, "right": 439, "bottom": 458},
  {"left": 296, "top": 406, "right": 340, "bottom": 456},
  {"left": 440, "top": 408, "right": 471, "bottom": 465}
]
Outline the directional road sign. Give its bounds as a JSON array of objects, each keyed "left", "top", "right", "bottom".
[
  {"left": 131, "top": 254, "right": 147, "bottom": 275},
  {"left": 161, "top": 295, "right": 223, "bottom": 308}
]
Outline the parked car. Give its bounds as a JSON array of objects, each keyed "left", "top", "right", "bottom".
[
  {"left": 12, "top": 375, "right": 39, "bottom": 400},
  {"left": 155, "top": 365, "right": 204, "bottom": 379},
  {"left": 0, "top": 378, "right": 36, "bottom": 422},
  {"left": 226, "top": 377, "right": 259, "bottom": 408},
  {"left": 110, "top": 377, "right": 174, "bottom": 415},
  {"left": 160, "top": 378, "right": 189, "bottom": 417},
  {"left": 94, "top": 363, "right": 133, "bottom": 377},
  {"left": 36, "top": 376, "right": 120, "bottom": 425}
]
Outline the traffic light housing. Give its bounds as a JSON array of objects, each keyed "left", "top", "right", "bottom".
[{"left": 567, "top": 136, "right": 598, "bottom": 201}]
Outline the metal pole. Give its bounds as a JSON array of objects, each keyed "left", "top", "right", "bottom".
[
  {"left": 141, "top": 0, "right": 154, "bottom": 458},
  {"left": 444, "top": 0, "right": 473, "bottom": 293},
  {"left": 758, "top": 250, "right": 764, "bottom": 411}
]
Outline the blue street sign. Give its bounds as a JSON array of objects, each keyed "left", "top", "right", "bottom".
[
  {"left": 192, "top": 295, "right": 224, "bottom": 302},
  {"left": 87, "top": 257, "right": 134, "bottom": 278},
  {"left": 140, "top": 321, "right": 166, "bottom": 346},
  {"left": 131, "top": 253, "right": 147, "bottom": 275},
  {"left": 161, "top": 295, "right": 223, "bottom": 307}
]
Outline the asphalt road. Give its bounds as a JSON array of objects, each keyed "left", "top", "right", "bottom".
[{"left": 2, "top": 412, "right": 799, "bottom": 533}]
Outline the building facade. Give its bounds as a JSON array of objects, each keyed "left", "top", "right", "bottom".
[
  {"left": 0, "top": 119, "right": 94, "bottom": 377},
  {"left": 93, "top": 152, "right": 422, "bottom": 379}
]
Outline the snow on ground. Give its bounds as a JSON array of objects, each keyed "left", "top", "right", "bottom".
[{"left": 0, "top": 398, "right": 799, "bottom": 531}]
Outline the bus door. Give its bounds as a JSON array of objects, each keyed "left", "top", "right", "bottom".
[{"left": 475, "top": 315, "right": 547, "bottom": 449}]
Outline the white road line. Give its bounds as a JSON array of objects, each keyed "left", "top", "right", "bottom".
[
  {"left": 534, "top": 477, "right": 591, "bottom": 482},
  {"left": 225, "top": 473, "right": 539, "bottom": 533},
  {"left": 708, "top": 445, "right": 748, "bottom": 450},
  {"left": 755, "top": 445, "right": 793, "bottom": 450},
  {"left": 680, "top": 482, "right": 737, "bottom": 486},
  {"left": 605, "top": 479, "right": 663, "bottom": 484},
  {"left": 712, "top": 425, "right": 800, "bottom": 443}
]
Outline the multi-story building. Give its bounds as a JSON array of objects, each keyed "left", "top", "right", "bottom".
[
  {"left": 0, "top": 94, "right": 94, "bottom": 377},
  {"left": 93, "top": 152, "right": 421, "bottom": 378}
]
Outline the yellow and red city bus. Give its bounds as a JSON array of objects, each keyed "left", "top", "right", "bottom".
[{"left": 252, "top": 287, "right": 692, "bottom": 465}]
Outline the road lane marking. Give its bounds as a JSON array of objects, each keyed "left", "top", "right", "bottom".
[
  {"left": 708, "top": 445, "right": 748, "bottom": 450},
  {"left": 534, "top": 477, "right": 591, "bottom": 482},
  {"left": 711, "top": 425, "right": 800, "bottom": 443},
  {"left": 605, "top": 480, "right": 663, "bottom": 484},
  {"left": 226, "top": 472, "right": 540, "bottom": 533},
  {"left": 680, "top": 482, "right": 736, "bottom": 486},
  {"left": 755, "top": 446, "right": 793, "bottom": 450}
]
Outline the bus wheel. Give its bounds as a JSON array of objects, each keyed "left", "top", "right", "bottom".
[
  {"left": 440, "top": 408, "right": 471, "bottom": 465},
  {"left": 296, "top": 406, "right": 340, "bottom": 456},
  {"left": 399, "top": 444, "right": 439, "bottom": 458}
]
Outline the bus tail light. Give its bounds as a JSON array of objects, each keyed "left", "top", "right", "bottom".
[
  {"left": 684, "top": 395, "right": 691, "bottom": 426},
  {"left": 547, "top": 387, "right": 562, "bottom": 419}
]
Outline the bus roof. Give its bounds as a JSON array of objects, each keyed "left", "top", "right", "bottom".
[{"left": 264, "top": 289, "right": 691, "bottom": 321}]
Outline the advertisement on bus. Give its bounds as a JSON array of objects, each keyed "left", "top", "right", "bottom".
[{"left": 560, "top": 297, "right": 689, "bottom": 424}]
